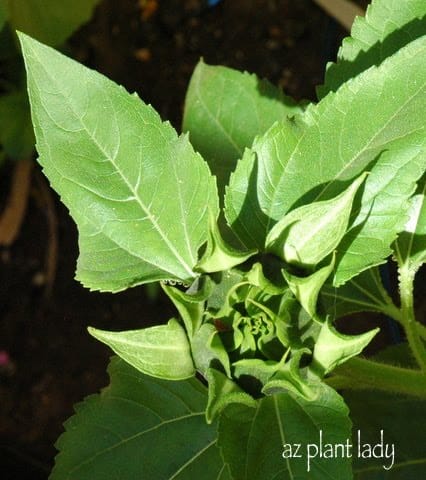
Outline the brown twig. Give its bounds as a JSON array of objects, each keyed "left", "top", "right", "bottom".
[
  {"left": 34, "top": 170, "right": 58, "bottom": 300},
  {"left": 313, "top": 0, "right": 365, "bottom": 31},
  {"left": 0, "top": 160, "right": 33, "bottom": 246}
]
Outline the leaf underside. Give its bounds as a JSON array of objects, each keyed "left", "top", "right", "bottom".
[
  {"left": 88, "top": 319, "right": 195, "bottom": 380},
  {"left": 20, "top": 32, "right": 218, "bottom": 292}
]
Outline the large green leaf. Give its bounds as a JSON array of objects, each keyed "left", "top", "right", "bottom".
[
  {"left": 88, "top": 319, "right": 195, "bottom": 380},
  {"left": 6, "top": 0, "right": 102, "bottom": 46},
  {"left": 319, "top": 0, "right": 426, "bottom": 98},
  {"left": 183, "top": 60, "right": 302, "bottom": 196},
  {"left": 51, "top": 357, "right": 231, "bottom": 480},
  {"left": 20, "top": 33, "right": 218, "bottom": 291},
  {"left": 334, "top": 137, "right": 425, "bottom": 284},
  {"left": 226, "top": 36, "right": 426, "bottom": 285},
  {"left": 344, "top": 346, "right": 426, "bottom": 478},
  {"left": 350, "top": 392, "right": 426, "bottom": 478},
  {"left": 218, "top": 382, "right": 352, "bottom": 480}
]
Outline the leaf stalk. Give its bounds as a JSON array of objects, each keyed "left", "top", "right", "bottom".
[
  {"left": 327, "top": 356, "right": 426, "bottom": 399},
  {"left": 399, "top": 264, "right": 426, "bottom": 371}
]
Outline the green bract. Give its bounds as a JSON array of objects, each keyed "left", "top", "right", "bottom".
[
  {"left": 19, "top": 0, "right": 426, "bottom": 477},
  {"left": 265, "top": 173, "right": 366, "bottom": 268}
]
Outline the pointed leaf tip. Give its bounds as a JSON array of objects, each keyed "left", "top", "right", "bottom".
[
  {"left": 266, "top": 173, "right": 367, "bottom": 267},
  {"left": 196, "top": 213, "right": 257, "bottom": 273},
  {"left": 88, "top": 320, "right": 195, "bottom": 380}
]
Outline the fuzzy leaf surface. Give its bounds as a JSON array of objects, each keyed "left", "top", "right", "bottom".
[
  {"left": 7, "top": 0, "right": 102, "bottom": 46},
  {"left": 226, "top": 36, "right": 426, "bottom": 285},
  {"left": 50, "top": 358, "right": 231, "bottom": 480},
  {"left": 20, "top": 33, "right": 218, "bottom": 291},
  {"left": 319, "top": 0, "right": 426, "bottom": 98},
  {"left": 283, "top": 257, "right": 335, "bottom": 318},
  {"left": 88, "top": 319, "right": 195, "bottom": 380},
  {"left": 312, "top": 319, "right": 378, "bottom": 376},
  {"left": 183, "top": 60, "right": 301, "bottom": 196},
  {"left": 266, "top": 174, "right": 365, "bottom": 267},
  {"left": 196, "top": 214, "right": 257, "bottom": 273},
  {"left": 206, "top": 368, "right": 256, "bottom": 424},
  {"left": 191, "top": 323, "right": 231, "bottom": 378},
  {"left": 218, "top": 383, "right": 351, "bottom": 480}
]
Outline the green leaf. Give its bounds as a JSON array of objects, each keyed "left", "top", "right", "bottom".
[
  {"left": 350, "top": 393, "right": 426, "bottom": 478},
  {"left": 7, "top": 0, "right": 102, "bottom": 46},
  {"left": 218, "top": 382, "right": 352, "bottom": 480},
  {"left": 196, "top": 213, "right": 257, "bottom": 273},
  {"left": 263, "top": 350, "right": 316, "bottom": 401},
  {"left": 206, "top": 269, "right": 244, "bottom": 312},
  {"left": 394, "top": 177, "right": 426, "bottom": 271},
  {"left": 51, "top": 357, "right": 231, "bottom": 480},
  {"left": 224, "top": 127, "right": 288, "bottom": 250},
  {"left": 342, "top": 346, "right": 426, "bottom": 477},
  {"left": 74, "top": 220, "right": 174, "bottom": 292},
  {"left": 319, "top": 0, "right": 426, "bottom": 98},
  {"left": 320, "top": 266, "right": 400, "bottom": 320},
  {"left": 0, "top": 2, "right": 8, "bottom": 31},
  {"left": 276, "top": 294, "right": 321, "bottom": 351},
  {"left": 0, "top": 89, "right": 34, "bottom": 159},
  {"left": 183, "top": 60, "right": 302, "bottom": 197},
  {"left": 20, "top": 33, "right": 218, "bottom": 291},
  {"left": 191, "top": 323, "right": 231, "bottom": 378},
  {"left": 334, "top": 136, "right": 425, "bottom": 284},
  {"left": 311, "top": 318, "right": 379, "bottom": 376},
  {"left": 233, "top": 357, "right": 284, "bottom": 386},
  {"left": 343, "top": 345, "right": 426, "bottom": 479},
  {"left": 283, "top": 256, "right": 335, "bottom": 319},
  {"left": 226, "top": 36, "right": 426, "bottom": 284},
  {"left": 206, "top": 368, "right": 256, "bottom": 424},
  {"left": 245, "top": 261, "right": 287, "bottom": 295},
  {"left": 267, "top": 174, "right": 366, "bottom": 267},
  {"left": 162, "top": 277, "right": 212, "bottom": 339},
  {"left": 88, "top": 319, "right": 195, "bottom": 380}
]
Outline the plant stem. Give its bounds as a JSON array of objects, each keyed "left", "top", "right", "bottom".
[
  {"left": 399, "top": 264, "right": 426, "bottom": 371},
  {"left": 381, "top": 302, "right": 404, "bottom": 324},
  {"left": 327, "top": 357, "right": 426, "bottom": 398}
]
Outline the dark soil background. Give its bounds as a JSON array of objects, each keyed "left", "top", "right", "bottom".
[{"left": 0, "top": 0, "right": 401, "bottom": 478}]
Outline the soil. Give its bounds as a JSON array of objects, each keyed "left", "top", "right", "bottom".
[{"left": 0, "top": 0, "right": 396, "bottom": 478}]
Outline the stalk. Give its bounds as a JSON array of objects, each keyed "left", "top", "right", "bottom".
[
  {"left": 399, "top": 264, "right": 426, "bottom": 371},
  {"left": 327, "top": 357, "right": 426, "bottom": 398}
]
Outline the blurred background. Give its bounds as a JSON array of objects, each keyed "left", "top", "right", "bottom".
[{"left": 0, "top": 0, "right": 370, "bottom": 478}]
